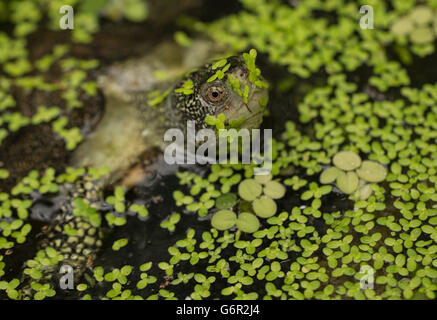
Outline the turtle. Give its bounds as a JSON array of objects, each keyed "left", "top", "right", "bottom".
[{"left": 20, "top": 40, "right": 269, "bottom": 298}]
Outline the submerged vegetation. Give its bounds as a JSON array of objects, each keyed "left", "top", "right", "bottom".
[{"left": 0, "top": 0, "right": 437, "bottom": 300}]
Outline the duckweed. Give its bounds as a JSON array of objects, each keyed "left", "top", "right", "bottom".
[
  {"left": 238, "top": 179, "right": 262, "bottom": 201},
  {"left": 336, "top": 171, "right": 359, "bottom": 195},
  {"left": 236, "top": 212, "right": 260, "bottom": 233},
  {"left": 215, "top": 193, "right": 237, "bottom": 210},
  {"left": 253, "top": 196, "right": 277, "bottom": 218},
  {"left": 356, "top": 161, "right": 388, "bottom": 183},
  {"left": 112, "top": 239, "right": 128, "bottom": 251},
  {"left": 320, "top": 151, "right": 388, "bottom": 200},
  {"left": 160, "top": 213, "right": 181, "bottom": 232},
  {"left": 333, "top": 151, "right": 362, "bottom": 171},
  {"left": 211, "top": 210, "right": 237, "bottom": 231},
  {"left": 319, "top": 167, "right": 342, "bottom": 184},
  {"left": 263, "top": 181, "right": 286, "bottom": 200},
  {"left": 1, "top": 0, "right": 437, "bottom": 302}
]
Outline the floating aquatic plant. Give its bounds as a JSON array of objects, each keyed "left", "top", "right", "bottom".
[
  {"left": 160, "top": 213, "right": 181, "bottom": 232},
  {"left": 112, "top": 238, "right": 129, "bottom": 251},
  {"left": 211, "top": 210, "right": 237, "bottom": 231},
  {"left": 236, "top": 212, "right": 260, "bottom": 233},
  {"left": 238, "top": 179, "right": 262, "bottom": 201},
  {"left": 320, "top": 151, "right": 388, "bottom": 200},
  {"left": 1, "top": 0, "right": 437, "bottom": 302}
]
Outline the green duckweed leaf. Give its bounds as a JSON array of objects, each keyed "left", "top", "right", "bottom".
[
  {"left": 253, "top": 195, "right": 277, "bottom": 218},
  {"left": 236, "top": 212, "right": 260, "bottom": 233},
  {"left": 356, "top": 161, "right": 388, "bottom": 183},
  {"left": 215, "top": 193, "right": 237, "bottom": 210},
  {"left": 263, "top": 180, "right": 286, "bottom": 199},
  {"left": 336, "top": 171, "right": 359, "bottom": 195},
  {"left": 211, "top": 210, "right": 237, "bottom": 230},
  {"left": 333, "top": 151, "right": 361, "bottom": 171},
  {"left": 238, "top": 179, "right": 262, "bottom": 201},
  {"left": 320, "top": 167, "right": 342, "bottom": 184}
]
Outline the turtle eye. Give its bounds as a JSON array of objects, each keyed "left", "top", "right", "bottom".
[{"left": 207, "top": 86, "right": 224, "bottom": 102}]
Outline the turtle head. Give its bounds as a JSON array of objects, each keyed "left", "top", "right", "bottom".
[{"left": 168, "top": 51, "right": 269, "bottom": 131}]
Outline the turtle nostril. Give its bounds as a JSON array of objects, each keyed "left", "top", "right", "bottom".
[{"left": 237, "top": 67, "right": 249, "bottom": 79}]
